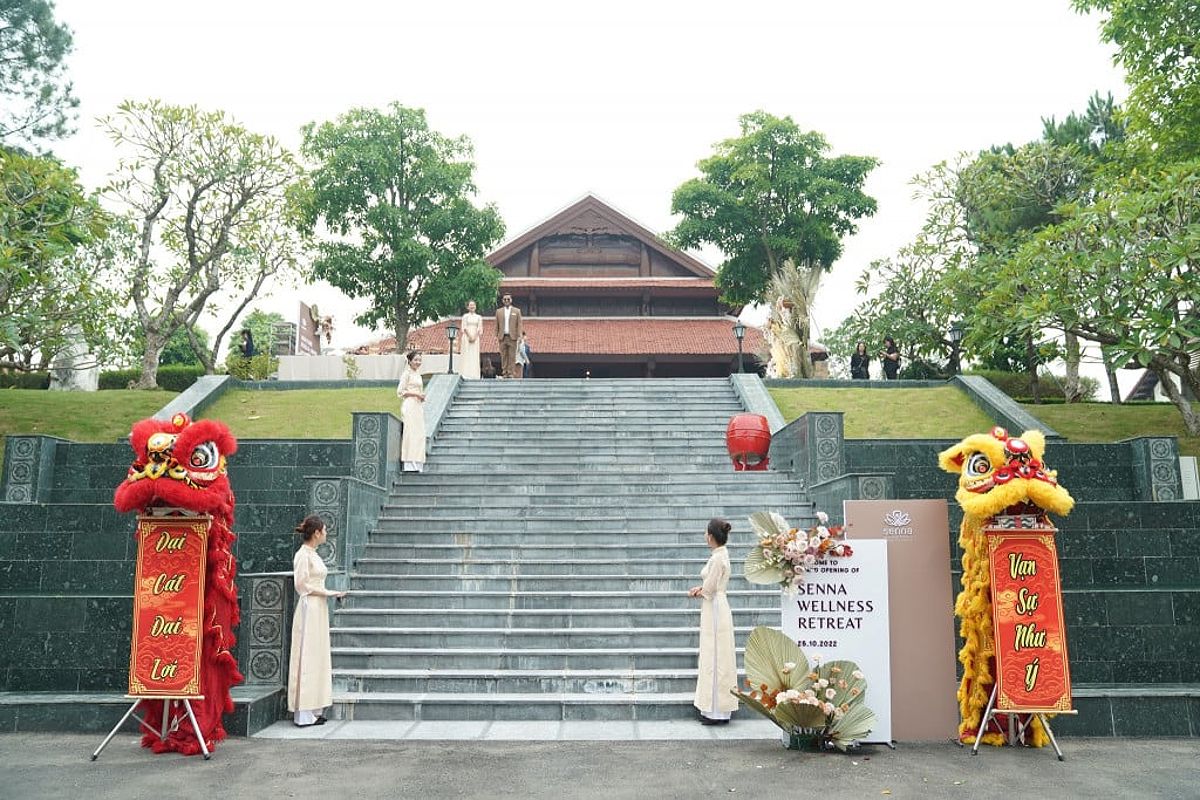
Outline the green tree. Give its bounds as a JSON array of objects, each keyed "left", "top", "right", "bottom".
[
  {"left": 0, "top": 1, "right": 77, "bottom": 148},
  {"left": 670, "top": 111, "right": 878, "bottom": 377},
  {"left": 100, "top": 100, "right": 300, "bottom": 388},
  {"left": 1074, "top": 0, "right": 1200, "bottom": 162},
  {"left": 0, "top": 149, "right": 119, "bottom": 371},
  {"left": 293, "top": 104, "right": 505, "bottom": 350},
  {"left": 160, "top": 324, "right": 206, "bottom": 366},
  {"left": 186, "top": 216, "right": 305, "bottom": 373},
  {"left": 1000, "top": 161, "right": 1200, "bottom": 434},
  {"left": 949, "top": 141, "right": 1090, "bottom": 402}
]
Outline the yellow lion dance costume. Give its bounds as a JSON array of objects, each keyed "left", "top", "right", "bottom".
[{"left": 938, "top": 426, "right": 1074, "bottom": 746}]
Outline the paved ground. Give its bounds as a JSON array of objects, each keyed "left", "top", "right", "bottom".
[{"left": 1, "top": 730, "right": 1197, "bottom": 800}]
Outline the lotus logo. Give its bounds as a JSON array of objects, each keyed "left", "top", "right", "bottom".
[{"left": 883, "top": 510, "right": 911, "bottom": 527}]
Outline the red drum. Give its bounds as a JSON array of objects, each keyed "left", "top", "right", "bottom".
[{"left": 725, "top": 413, "right": 771, "bottom": 471}]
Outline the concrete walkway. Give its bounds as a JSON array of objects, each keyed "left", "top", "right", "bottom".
[{"left": 2, "top": 733, "right": 1196, "bottom": 800}]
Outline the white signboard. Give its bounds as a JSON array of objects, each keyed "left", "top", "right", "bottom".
[{"left": 780, "top": 539, "right": 892, "bottom": 744}]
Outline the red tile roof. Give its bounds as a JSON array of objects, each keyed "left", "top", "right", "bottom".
[{"left": 376, "top": 317, "right": 768, "bottom": 357}]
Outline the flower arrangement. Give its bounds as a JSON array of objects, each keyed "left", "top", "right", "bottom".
[
  {"left": 744, "top": 510, "right": 853, "bottom": 592},
  {"left": 734, "top": 626, "right": 876, "bottom": 751}
]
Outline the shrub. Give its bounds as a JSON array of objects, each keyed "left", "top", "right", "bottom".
[
  {"left": 223, "top": 351, "right": 278, "bottom": 381},
  {"left": 0, "top": 372, "right": 51, "bottom": 389},
  {"left": 99, "top": 365, "right": 205, "bottom": 391},
  {"left": 899, "top": 359, "right": 948, "bottom": 380},
  {"left": 967, "top": 369, "right": 1099, "bottom": 402}
]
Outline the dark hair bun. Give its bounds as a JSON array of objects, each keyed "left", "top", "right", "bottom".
[{"left": 722, "top": 522, "right": 732, "bottom": 535}]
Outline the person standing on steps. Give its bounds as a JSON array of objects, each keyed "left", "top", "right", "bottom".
[
  {"left": 458, "top": 300, "right": 483, "bottom": 380},
  {"left": 688, "top": 517, "right": 738, "bottom": 725},
  {"left": 494, "top": 293, "right": 522, "bottom": 379},
  {"left": 397, "top": 351, "right": 426, "bottom": 472},
  {"left": 516, "top": 331, "right": 532, "bottom": 379},
  {"left": 881, "top": 336, "right": 901, "bottom": 380},
  {"left": 288, "top": 515, "right": 346, "bottom": 727},
  {"left": 850, "top": 341, "right": 870, "bottom": 380}
]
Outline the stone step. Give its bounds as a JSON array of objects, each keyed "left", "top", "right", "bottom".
[
  {"left": 383, "top": 483, "right": 806, "bottom": 498},
  {"left": 331, "top": 668, "right": 724, "bottom": 695},
  {"left": 428, "top": 443, "right": 731, "bottom": 455},
  {"left": 0, "top": 686, "right": 282, "bottom": 735},
  {"left": 332, "top": 607, "right": 778, "bottom": 629},
  {"left": 424, "top": 454, "right": 734, "bottom": 467},
  {"left": 329, "top": 691, "right": 706, "bottom": 722},
  {"left": 359, "top": 543, "right": 770, "bottom": 560},
  {"left": 346, "top": 574, "right": 755, "bottom": 591},
  {"left": 368, "top": 517, "right": 767, "bottom": 533},
  {"left": 431, "top": 429, "right": 734, "bottom": 441},
  {"left": 331, "top": 647, "right": 734, "bottom": 671},
  {"left": 332, "top": 627, "right": 747, "bottom": 650},
  {"left": 375, "top": 503, "right": 808, "bottom": 521},
  {"left": 337, "top": 589, "right": 777, "bottom": 611},
  {"left": 360, "top": 530, "right": 772, "bottom": 546},
  {"left": 379, "top": 491, "right": 802, "bottom": 507},
  {"left": 353, "top": 558, "right": 752, "bottom": 577}
]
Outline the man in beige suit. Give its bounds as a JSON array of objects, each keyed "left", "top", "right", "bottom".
[{"left": 494, "top": 293, "right": 523, "bottom": 379}]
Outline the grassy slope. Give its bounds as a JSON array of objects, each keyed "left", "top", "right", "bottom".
[
  {"left": 0, "top": 389, "right": 176, "bottom": 461},
  {"left": 1022, "top": 402, "right": 1199, "bottom": 457},
  {"left": 768, "top": 386, "right": 995, "bottom": 440},
  {"left": 200, "top": 388, "right": 398, "bottom": 439},
  {"left": 3, "top": 386, "right": 1193, "bottom": 461}
]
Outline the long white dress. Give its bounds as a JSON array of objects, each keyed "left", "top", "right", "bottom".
[
  {"left": 459, "top": 312, "right": 482, "bottom": 380},
  {"left": 694, "top": 545, "right": 739, "bottom": 718},
  {"left": 288, "top": 545, "right": 332, "bottom": 723},
  {"left": 397, "top": 367, "right": 425, "bottom": 471}
]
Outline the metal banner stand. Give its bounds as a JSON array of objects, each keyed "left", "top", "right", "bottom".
[
  {"left": 92, "top": 696, "right": 211, "bottom": 761},
  {"left": 970, "top": 685, "right": 1072, "bottom": 761}
]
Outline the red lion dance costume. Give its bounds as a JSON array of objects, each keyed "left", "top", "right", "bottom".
[{"left": 114, "top": 412, "right": 243, "bottom": 756}]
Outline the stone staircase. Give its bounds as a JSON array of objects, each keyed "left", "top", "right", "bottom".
[{"left": 329, "top": 378, "right": 811, "bottom": 721}]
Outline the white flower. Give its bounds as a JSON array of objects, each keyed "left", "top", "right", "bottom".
[
  {"left": 802, "top": 554, "right": 816, "bottom": 566},
  {"left": 817, "top": 678, "right": 829, "bottom": 689},
  {"left": 816, "top": 511, "right": 829, "bottom": 524},
  {"left": 782, "top": 662, "right": 796, "bottom": 674},
  {"left": 808, "top": 536, "right": 821, "bottom": 549},
  {"left": 825, "top": 688, "right": 836, "bottom": 699},
  {"left": 833, "top": 545, "right": 846, "bottom": 556},
  {"left": 816, "top": 526, "right": 829, "bottom": 538},
  {"left": 823, "top": 702, "right": 835, "bottom": 715},
  {"left": 851, "top": 670, "right": 864, "bottom": 680}
]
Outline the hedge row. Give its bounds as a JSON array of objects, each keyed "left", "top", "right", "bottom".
[
  {"left": 97, "top": 365, "right": 206, "bottom": 391},
  {"left": 966, "top": 369, "right": 1100, "bottom": 402},
  {"left": 0, "top": 372, "right": 51, "bottom": 389}
]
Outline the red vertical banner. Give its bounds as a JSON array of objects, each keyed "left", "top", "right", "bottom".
[
  {"left": 128, "top": 516, "right": 209, "bottom": 698},
  {"left": 985, "top": 526, "right": 1073, "bottom": 713}
]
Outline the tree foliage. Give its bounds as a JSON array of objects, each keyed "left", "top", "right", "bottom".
[
  {"left": 997, "top": 161, "right": 1200, "bottom": 433},
  {"left": 0, "top": 1, "right": 77, "bottom": 149},
  {"left": 1074, "top": 0, "right": 1200, "bottom": 162},
  {"left": 101, "top": 100, "right": 300, "bottom": 388},
  {"left": 0, "top": 149, "right": 121, "bottom": 371},
  {"left": 670, "top": 111, "right": 878, "bottom": 377},
  {"left": 293, "top": 104, "right": 505, "bottom": 350}
]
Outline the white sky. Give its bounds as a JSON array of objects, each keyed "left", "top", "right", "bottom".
[{"left": 52, "top": 0, "right": 1126, "bottom": 357}]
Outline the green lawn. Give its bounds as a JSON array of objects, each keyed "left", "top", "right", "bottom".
[
  {"left": 0, "top": 389, "right": 176, "bottom": 462},
  {"left": 768, "top": 386, "right": 995, "bottom": 439},
  {"left": 200, "top": 388, "right": 398, "bottom": 439},
  {"left": 1021, "top": 402, "right": 1199, "bottom": 458}
]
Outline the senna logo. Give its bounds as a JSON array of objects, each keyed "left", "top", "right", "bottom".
[{"left": 882, "top": 509, "right": 913, "bottom": 536}]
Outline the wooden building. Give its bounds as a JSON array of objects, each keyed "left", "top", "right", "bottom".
[{"left": 407, "top": 195, "right": 764, "bottom": 378}]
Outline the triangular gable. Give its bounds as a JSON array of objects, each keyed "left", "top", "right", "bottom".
[{"left": 487, "top": 194, "right": 714, "bottom": 279}]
